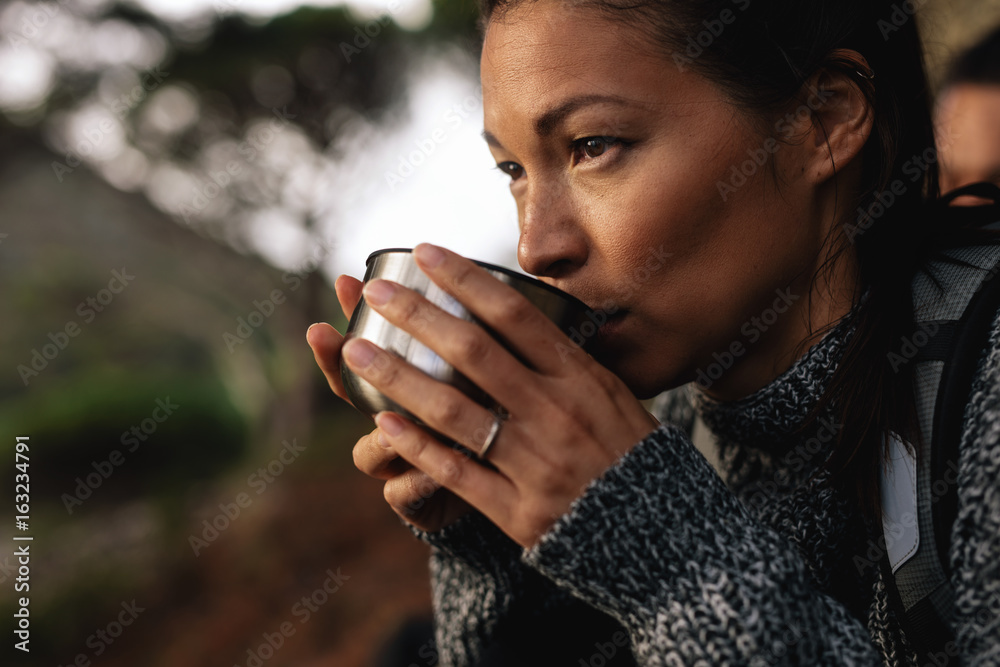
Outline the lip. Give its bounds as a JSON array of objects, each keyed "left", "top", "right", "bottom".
[{"left": 595, "top": 309, "right": 628, "bottom": 346}]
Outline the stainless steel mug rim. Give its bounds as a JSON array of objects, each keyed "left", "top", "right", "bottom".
[{"left": 364, "top": 247, "right": 592, "bottom": 312}]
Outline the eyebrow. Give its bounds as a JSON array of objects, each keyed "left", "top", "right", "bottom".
[{"left": 482, "top": 94, "right": 639, "bottom": 149}]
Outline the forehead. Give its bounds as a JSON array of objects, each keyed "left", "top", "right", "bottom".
[{"left": 480, "top": 3, "right": 670, "bottom": 111}]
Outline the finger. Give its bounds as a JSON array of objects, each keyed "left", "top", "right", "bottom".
[
  {"left": 306, "top": 322, "right": 353, "bottom": 404},
  {"left": 343, "top": 337, "right": 531, "bottom": 461},
  {"left": 383, "top": 468, "right": 472, "bottom": 531},
  {"left": 376, "top": 411, "right": 515, "bottom": 528},
  {"left": 335, "top": 274, "right": 364, "bottom": 320},
  {"left": 358, "top": 278, "right": 543, "bottom": 417},
  {"left": 353, "top": 428, "right": 410, "bottom": 480},
  {"left": 410, "top": 243, "right": 593, "bottom": 376}
]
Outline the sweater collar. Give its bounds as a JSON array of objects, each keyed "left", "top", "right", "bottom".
[{"left": 690, "top": 315, "right": 856, "bottom": 453}]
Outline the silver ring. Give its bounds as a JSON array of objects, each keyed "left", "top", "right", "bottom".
[{"left": 478, "top": 410, "right": 506, "bottom": 460}]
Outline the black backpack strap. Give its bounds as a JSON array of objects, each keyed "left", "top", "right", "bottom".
[
  {"left": 931, "top": 183, "right": 1000, "bottom": 573},
  {"left": 929, "top": 254, "right": 1000, "bottom": 570},
  {"left": 882, "top": 181, "right": 1000, "bottom": 662},
  {"left": 893, "top": 251, "right": 1000, "bottom": 664}
]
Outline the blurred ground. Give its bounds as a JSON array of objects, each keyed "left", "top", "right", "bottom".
[{"left": 93, "top": 458, "right": 436, "bottom": 667}]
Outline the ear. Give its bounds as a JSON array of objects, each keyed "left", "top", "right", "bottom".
[{"left": 790, "top": 50, "right": 875, "bottom": 185}]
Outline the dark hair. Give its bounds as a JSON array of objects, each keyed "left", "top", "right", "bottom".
[
  {"left": 477, "top": 0, "right": 999, "bottom": 519},
  {"left": 942, "top": 24, "right": 1000, "bottom": 89}
]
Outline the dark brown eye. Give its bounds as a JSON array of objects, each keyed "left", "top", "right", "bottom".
[
  {"left": 497, "top": 161, "right": 524, "bottom": 180},
  {"left": 582, "top": 137, "right": 609, "bottom": 158}
]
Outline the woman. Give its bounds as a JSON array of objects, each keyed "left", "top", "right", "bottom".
[{"left": 307, "top": 0, "right": 1000, "bottom": 664}]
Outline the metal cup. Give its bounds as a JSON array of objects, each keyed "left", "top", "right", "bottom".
[{"left": 340, "top": 248, "right": 592, "bottom": 419}]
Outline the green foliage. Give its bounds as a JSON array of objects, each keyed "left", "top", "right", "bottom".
[{"left": 0, "top": 367, "right": 248, "bottom": 512}]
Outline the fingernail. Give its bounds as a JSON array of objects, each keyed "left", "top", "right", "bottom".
[
  {"left": 306, "top": 323, "right": 323, "bottom": 345},
  {"left": 376, "top": 412, "right": 404, "bottom": 437},
  {"left": 414, "top": 243, "right": 445, "bottom": 269},
  {"left": 363, "top": 279, "right": 395, "bottom": 307},
  {"left": 377, "top": 430, "right": 392, "bottom": 448},
  {"left": 342, "top": 339, "right": 376, "bottom": 368}
]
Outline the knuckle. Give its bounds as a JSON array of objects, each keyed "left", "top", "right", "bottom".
[
  {"left": 454, "top": 327, "right": 491, "bottom": 365},
  {"left": 353, "top": 434, "right": 390, "bottom": 476},
  {"left": 497, "top": 292, "right": 535, "bottom": 328},
  {"left": 369, "top": 352, "right": 400, "bottom": 383},
  {"left": 450, "top": 264, "right": 476, "bottom": 295},
  {"left": 411, "top": 308, "right": 437, "bottom": 333},
  {"left": 384, "top": 479, "right": 414, "bottom": 513},
  {"left": 408, "top": 471, "right": 440, "bottom": 502},
  {"left": 591, "top": 367, "right": 623, "bottom": 396},
  {"left": 385, "top": 473, "right": 431, "bottom": 515},
  {"left": 546, "top": 404, "right": 584, "bottom": 438},
  {"left": 397, "top": 295, "right": 424, "bottom": 327},
  {"left": 537, "top": 458, "right": 575, "bottom": 492},
  {"left": 436, "top": 457, "right": 464, "bottom": 488},
  {"left": 431, "top": 395, "right": 466, "bottom": 428}
]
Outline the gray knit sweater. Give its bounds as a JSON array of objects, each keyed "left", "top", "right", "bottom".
[{"left": 414, "top": 301, "right": 1000, "bottom": 665}]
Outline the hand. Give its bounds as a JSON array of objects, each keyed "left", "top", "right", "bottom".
[
  {"left": 307, "top": 275, "right": 473, "bottom": 532},
  {"left": 340, "top": 243, "right": 658, "bottom": 548}
]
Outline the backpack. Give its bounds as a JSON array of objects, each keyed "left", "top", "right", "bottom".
[{"left": 880, "top": 181, "right": 1000, "bottom": 665}]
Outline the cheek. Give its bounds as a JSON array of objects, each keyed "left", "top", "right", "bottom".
[
  {"left": 619, "top": 137, "right": 811, "bottom": 354},
  {"left": 616, "top": 135, "right": 783, "bottom": 286}
]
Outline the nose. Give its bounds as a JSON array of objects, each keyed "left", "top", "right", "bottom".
[{"left": 516, "top": 180, "right": 589, "bottom": 279}]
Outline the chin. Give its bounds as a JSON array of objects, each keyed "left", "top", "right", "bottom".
[{"left": 596, "top": 352, "right": 674, "bottom": 400}]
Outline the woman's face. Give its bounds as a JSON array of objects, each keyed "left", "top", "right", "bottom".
[{"left": 481, "top": 2, "right": 837, "bottom": 399}]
